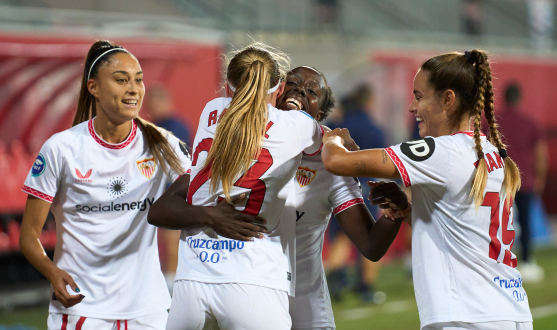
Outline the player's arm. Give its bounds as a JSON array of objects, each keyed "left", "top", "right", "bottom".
[
  {"left": 336, "top": 182, "right": 408, "bottom": 262},
  {"left": 322, "top": 128, "right": 399, "bottom": 179},
  {"left": 20, "top": 196, "right": 84, "bottom": 308},
  {"left": 148, "top": 175, "right": 267, "bottom": 241}
]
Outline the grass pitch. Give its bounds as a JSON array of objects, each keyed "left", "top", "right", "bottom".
[{"left": 1, "top": 246, "right": 556, "bottom": 329}]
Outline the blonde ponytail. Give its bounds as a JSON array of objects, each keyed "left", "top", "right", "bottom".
[{"left": 203, "top": 43, "right": 290, "bottom": 202}]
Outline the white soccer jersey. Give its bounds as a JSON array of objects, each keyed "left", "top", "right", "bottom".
[
  {"left": 385, "top": 131, "right": 532, "bottom": 329},
  {"left": 285, "top": 153, "right": 364, "bottom": 329},
  {"left": 22, "top": 118, "right": 191, "bottom": 319},
  {"left": 175, "top": 97, "right": 323, "bottom": 294}
]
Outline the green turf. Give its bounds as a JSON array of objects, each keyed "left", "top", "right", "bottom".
[{"left": 1, "top": 246, "right": 556, "bottom": 330}]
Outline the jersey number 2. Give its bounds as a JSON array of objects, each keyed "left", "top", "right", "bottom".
[
  {"left": 482, "top": 192, "right": 517, "bottom": 268},
  {"left": 187, "top": 138, "right": 273, "bottom": 215}
]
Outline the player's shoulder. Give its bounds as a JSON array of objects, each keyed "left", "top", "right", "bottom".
[
  {"left": 396, "top": 133, "right": 471, "bottom": 162},
  {"left": 203, "top": 97, "right": 231, "bottom": 113},
  {"left": 42, "top": 121, "right": 87, "bottom": 151}
]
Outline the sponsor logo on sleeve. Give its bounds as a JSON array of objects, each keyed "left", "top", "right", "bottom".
[
  {"left": 400, "top": 138, "right": 435, "bottom": 162},
  {"left": 31, "top": 154, "right": 46, "bottom": 177},
  {"left": 296, "top": 166, "right": 317, "bottom": 187},
  {"left": 107, "top": 177, "right": 128, "bottom": 198},
  {"left": 136, "top": 157, "right": 156, "bottom": 179}
]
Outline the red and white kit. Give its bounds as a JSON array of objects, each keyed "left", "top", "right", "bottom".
[
  {"left": 168, "top": 97, "right": 322, "bottom": 330},
  {"left": 286, "top": 153, "right": 364, "bottom": 329},
  {"left": 386, "top": 132, "right": 532, "bottom": 329},
  {"left": 23, "top": 118, "right": 191, "bottom": 324}
]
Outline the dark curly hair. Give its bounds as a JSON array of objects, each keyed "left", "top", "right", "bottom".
[{"left": 307, "top": 66, "right": 335, "bottom": 122}]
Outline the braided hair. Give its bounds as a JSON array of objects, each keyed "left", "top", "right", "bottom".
[{"left": 421, "top": 50, "right": 521, "bottom": 208}]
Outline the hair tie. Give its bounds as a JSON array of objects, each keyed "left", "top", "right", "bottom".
[
  {"left": 464, "top": 51, "right": 474, "bottom": 65},
  {"left": 87, "top": 48, "right": 128, "bottom": 81},
  {"left": 228, "top": 80, "right": 280, "bottom": 95},
  {"left": 498, "top": 148, "right": 508, "bottom": 159},
  {"left": 478, "top": 151, "right": 485, "bottom": 160}
]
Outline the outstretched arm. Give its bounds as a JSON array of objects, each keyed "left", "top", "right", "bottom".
[
  {"left": 148, "top": 175, "right": 267, "bottom": 241},
  {"left": 322, "top": 128, "right": 400, "bottom": 179},
  {"left": 336, "top": 182, "right": 409, "bottom": 262}
]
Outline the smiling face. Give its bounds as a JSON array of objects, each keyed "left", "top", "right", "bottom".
[
  {"left": 408, "top": 69, "right": 450, "bottom": 138},
  {"left": 276, "top": 66, "right": 325, "bottom": 120},
  {"left": 88, "top": 52, "right": 144, "bottom": 125}
]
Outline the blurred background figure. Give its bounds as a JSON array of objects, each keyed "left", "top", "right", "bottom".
[
  {"left": 145, "top": 84, "right": 193, "bottom": 292},
  {"left": 494, "top": 83, "right": 549, "bottom": 282},
  {"left": 146, "top": 84, "right": 192, "bottom": 146},
  {"left": 313, "top": 0, "right": 339, "bottom": 30},
  {"left": 528, "top": 0, "right": 554, "bottom": 52},
  {"left": 462, "top": 0, "right": 484, "bottom": 35},
  {"left": 326, "top": 84, "right": 387, "bottom": 304}
]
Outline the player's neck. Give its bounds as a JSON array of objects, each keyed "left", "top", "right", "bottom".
[{"left": 93, "top": 115, "right": 134, "bottom": 144}]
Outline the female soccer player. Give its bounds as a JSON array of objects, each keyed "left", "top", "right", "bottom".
[
  {"left": 163, "top": 42, "right": 348, "bottom": 330},
  {"left": 19, "top": 40, "right": 191, "bottom": 330},
  {"left": 277, "top": 66, "right": 409, "bottom": 329},
  {"left": 322, "top": 50, "right": 533, "bottom": 330}
]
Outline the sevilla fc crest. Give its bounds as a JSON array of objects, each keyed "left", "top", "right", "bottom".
[
  {"left": 136, "top": 157, "right": 156, "bottom": 179},
  {"left": 296, "top": 166, "right": 316, "bottom": 188}
]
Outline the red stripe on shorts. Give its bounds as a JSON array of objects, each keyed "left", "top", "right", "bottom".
[
  {"left": 61, "top": 314, "right": 68, "bottom": 330},
  {"left": 76, "top": 317, "right": 86, "bottom": 330},
  {"left": 125, "top": 320, "right": 128, "bottom": 330},
  {"left": 117, "top": 320, "right": 121, "bottom": 330}
]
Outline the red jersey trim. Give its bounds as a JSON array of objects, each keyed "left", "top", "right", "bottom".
[
  {"left": 303, "top": 125, "right": 325, "bottom": 156},
  {"left": 333, "top": 198, "right": 365, "bottom": 215},
  {"left": 88, "top": 118, "right": 137, "bottom": 150},
  {"left": 22, "top": 185, "right": 54, "bottom": 203},
  {"left": 451, "top": 131, "right": 485, "bottom": 137},
  {"left": 385, "top": 147, "right": 411, "bottom": 188}
]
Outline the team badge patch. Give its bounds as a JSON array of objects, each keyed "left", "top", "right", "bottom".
[
  {"left": 136, "top": 157, "right": 156, "bottom": 179},
  {"left": 400, "top": 137, "right": 435, "bottom": 162},
  {"left": 31, "top": 153, "right": 46, "bottom": 177},
  {"left": 296, "top": 166, "right": 317, "bottom": 187}
]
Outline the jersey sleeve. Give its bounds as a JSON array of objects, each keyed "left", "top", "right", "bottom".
[
  {"left": 294, "top": 111, "right": 324, "bottom": 156},
  {"left": 329, "top": 175, "right": 365, "bottom": 216},
  {"left": 22, "top": 137, "right": 64, "bottom": 203},
  {"left": 385, "top": 137, "right": 450, "bottom": 188}
]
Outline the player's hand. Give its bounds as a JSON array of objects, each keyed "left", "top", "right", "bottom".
[
  {"left": 206, "top": 194, "right": 267, "bottom": 241},
  {"left": 368, "top": 181, "right": 411, "bottom": 223},
  {"left": 48, "top": 267, "right": 85, "bottom": 308},
  {"left": 323, "top": 128, "right": 360, "bottom": 151}
]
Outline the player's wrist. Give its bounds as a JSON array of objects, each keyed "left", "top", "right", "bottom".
[{"left": 203, "top": 207, "right": 218, "bottom": 228}]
